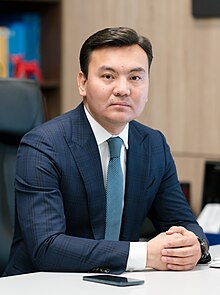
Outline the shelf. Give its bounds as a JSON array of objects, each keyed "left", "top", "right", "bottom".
[
  {"left": 0, "top": 0, "right": 62, "bottom": 119},
  {"left": 40, "top": 80, "right": 60, "bottom": 89}
]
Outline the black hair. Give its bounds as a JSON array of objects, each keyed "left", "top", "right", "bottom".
[{"left": 79, "top": 27, "right": 153, "bottom": 78}]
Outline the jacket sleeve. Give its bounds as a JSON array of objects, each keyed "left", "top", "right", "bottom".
[
  {"left": 14, "top": 127, "right": 129, "bottom": 274},
  {"left": 148, "top": 131, "right": 208, "bottom": 242}
]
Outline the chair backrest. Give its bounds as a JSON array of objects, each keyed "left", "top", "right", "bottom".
[
  {"left": 0, "top": 78, "right": 46, "bottom": 275},
  {"left": 202, "top": 161, "right": 220, "bottom": 209}
]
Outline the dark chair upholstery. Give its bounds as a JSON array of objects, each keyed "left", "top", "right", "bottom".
[
  {"left": 0, "top": 78, "right": 46, "bottom": 275},
  {"left": 139, "top": 217, "right": 157, "bottom": 241}
]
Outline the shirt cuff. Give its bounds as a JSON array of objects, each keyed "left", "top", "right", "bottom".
[{"left": 126, "top": 242, "right": 147, "bottom": 271}]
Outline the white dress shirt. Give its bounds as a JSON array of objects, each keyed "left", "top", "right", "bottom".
[{"left": 84, "top": 106, "right": 147, "bottom": 271}]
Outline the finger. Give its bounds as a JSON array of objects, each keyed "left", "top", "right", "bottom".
[
  {"left": 164, "top": 234, "right": 197, "bottom": 248},
  {"left": 161, "top": 251, "right": 198, "bottom": 268},
  {"left": 161, "top": 246, "right": 195, "bottom": 258},
  {"left": 164, "top": 239, "right": 187, "bottom": 249},
  {"left": 166, "top": 226, "right": 186, "bottom": 235},
  {"left": 161, "top": 255, "right": 195, "bottom": 266},
  {"left": 166, "top": 262, "right": 196, "bottom": 271},
  {"left": 163, "top": 235, "right": 186, "bottom": 248}
]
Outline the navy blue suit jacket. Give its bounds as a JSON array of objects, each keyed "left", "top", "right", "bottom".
[{"left": 3, "top": 103, "right": 206, "bottom": 276}]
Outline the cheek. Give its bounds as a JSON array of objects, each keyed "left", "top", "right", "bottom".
[
  {"left": 134, "top": 89, "right": 148, "bottom": 104},
  {"left": 133, "top": 93, "right": 148, "bottom": 114},
  {"left": 87, "top": 81, "right": 107, "bottom": 97},
  {"left": 139, "top": 86, "right": 149, "bottom": 104},
  {"left": 137, "top": 99, "right": 147, "bottom": 113}
]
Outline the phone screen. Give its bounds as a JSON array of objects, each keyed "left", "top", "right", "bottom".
[{"left": 83, "top": 274, "right": 145, "bottom": 287}]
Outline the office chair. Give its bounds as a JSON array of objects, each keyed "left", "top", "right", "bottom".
[{"left": 0, "top": 78, "right": 46, "bottom": 275}]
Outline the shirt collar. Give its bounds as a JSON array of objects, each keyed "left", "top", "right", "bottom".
[{"left": 84, "top": 105, "right": 129, "bottom": 149}]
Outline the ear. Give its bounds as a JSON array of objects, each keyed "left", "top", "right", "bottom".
[{"left": 77, "top": 71, "right": 87, "bottom": 96}]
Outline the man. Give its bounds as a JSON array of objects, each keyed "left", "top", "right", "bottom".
[{"left": 3, "top": 27, "right": 210, "bottom": 276}]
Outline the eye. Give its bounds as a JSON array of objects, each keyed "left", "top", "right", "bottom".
[
  {"left": 102, "top": 73, "right": 114, "bottom": 80},
  {"left": 130, "top": 75, "right": 141, "bottom": 81}
]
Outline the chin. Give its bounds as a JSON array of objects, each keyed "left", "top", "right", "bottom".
[{"left": 110, "top": 115, "right": 133, "bottom": 124}]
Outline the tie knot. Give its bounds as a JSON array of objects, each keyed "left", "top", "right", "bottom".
[{"left": 107, "top": 137, "right": 123, "bottom": 159}]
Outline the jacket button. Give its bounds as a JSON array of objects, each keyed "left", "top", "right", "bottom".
[
  {"left": 91, "top": 267, "right": 111, "bottom": 273},
  {"left": 100, "top": 268, "right": 110, "bottom": 273}
]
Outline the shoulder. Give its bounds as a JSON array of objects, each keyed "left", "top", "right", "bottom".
[
  {"left": 129, "top": 120, "right": 167, "bottom": 144},
  {"left": 22, "top": 103, "right": 85, "bottom": 141}
]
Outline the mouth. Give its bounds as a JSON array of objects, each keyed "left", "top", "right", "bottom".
[{"left": 111, "top": 101, "right": 131, "bottom": 108}]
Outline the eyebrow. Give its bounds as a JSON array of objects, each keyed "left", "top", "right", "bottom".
[{"left": 99, "top": 66, "right": 146, "bottom": 73}]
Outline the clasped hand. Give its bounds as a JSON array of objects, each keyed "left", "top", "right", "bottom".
[{"left": 146, "top": 226, "right": 202, "bottom": 271}]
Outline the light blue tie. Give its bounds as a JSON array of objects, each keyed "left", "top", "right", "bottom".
[{"left": 105, "top": 136, "right": 123, "bottom": 241}]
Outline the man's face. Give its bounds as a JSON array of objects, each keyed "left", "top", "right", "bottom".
[{"left": 77, "top": 44, "right": 150, "bottom": 134}]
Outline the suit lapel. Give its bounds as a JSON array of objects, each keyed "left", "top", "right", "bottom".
[
  {"left": 64, "top": 104, "right": 106, "bottom": 239},
  {"left": 63, "top": 105, "right": 153, "bottom": 241},
  {"left": 120, "top": 122, "right": 152, "bottom": 240}
]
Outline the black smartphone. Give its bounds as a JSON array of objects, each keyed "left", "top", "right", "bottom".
[{"left": 83, "top": 274, "right": 145, "bottom": 287}]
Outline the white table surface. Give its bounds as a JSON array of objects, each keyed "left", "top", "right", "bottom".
[{"left": 1, "top": 245, "right": 220, "bottom": 295}]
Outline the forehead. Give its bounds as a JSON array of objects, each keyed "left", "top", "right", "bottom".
[{"left": 88, "top": 45, "right": 149, "bottom": 71}]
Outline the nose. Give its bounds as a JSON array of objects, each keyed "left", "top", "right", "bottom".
[{"left": 113, "top": 77, "right": 130, "bottom": 97}]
